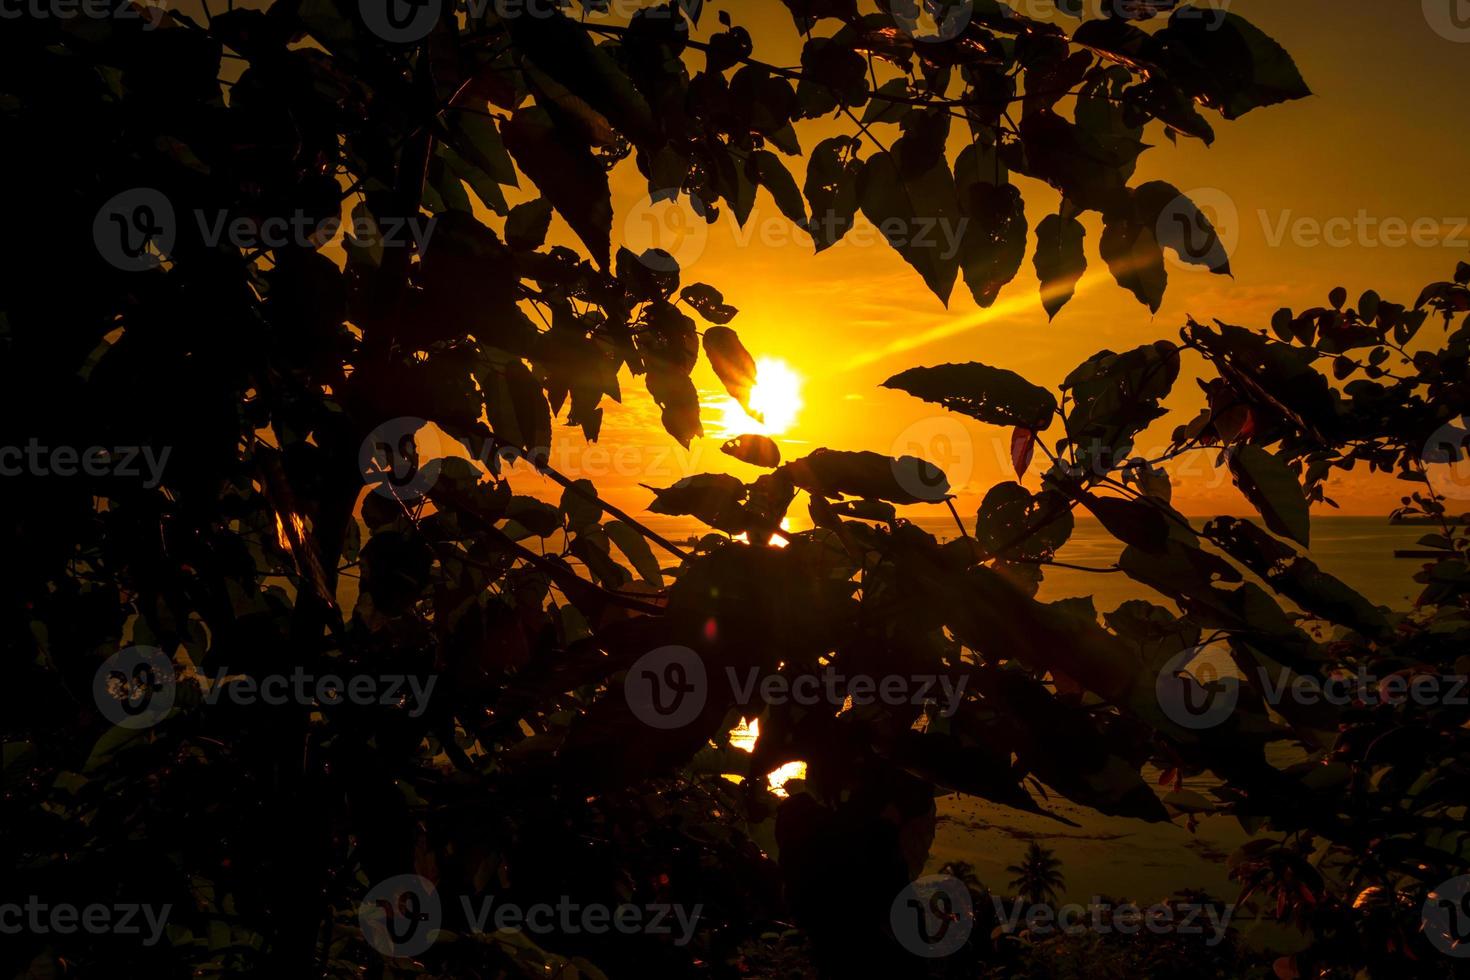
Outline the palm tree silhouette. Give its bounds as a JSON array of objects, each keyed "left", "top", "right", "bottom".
[{"left": 1007, "top": 842, "right": 1066, "bottom": 908}]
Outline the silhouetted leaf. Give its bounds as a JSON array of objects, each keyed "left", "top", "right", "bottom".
[
  {"left": 703, "top": 326, "right": 759, "bottom": 415},
  {"left": 958, "top": 181, "right": 1028, "bottom": 308},
  {"left": 784, "top": 448, "right": 949, "bottom": 504},
  {"left": 646, "top": 368, "right": 704, "bottom": 447},
  {"left": 477, "top": 351, "right": 552, "bottom": 455},
  {"left": 1138, "top": 180, "right": 1231, "bottom": 275},
  {"left": 802, "top": 136, "right": 861, "bottom": 251},
  {"left": 559, "top": 478, "right": 603, "bottom": 529},
  {"left": 1228, "top": 445, "right": 1309, "bottom": 546},
  {"left": 505, "top": 199, "right": 554, "bottom": 250},
  {"left": 681, "top": 283, "right": 739, "bottom": 324},
  {"left": 858, "top": 149, "right": 960, "bottom": 306},
  {"left": 502, "top": 105, "right": 613, "bottom": 267},
  {"left": 605, "top": 520, "right": 663, "bottom": 585},
  {"left": 646, "top": 474, "right": 747, "bottom": 532},
  {"left": 1062, "top": 341, "right": 1180, "bottom": 475},
  {"left": 976, "top": 483, "right": 1074, "bottom": 562},
  {"left": 883, "top": 362, "right": 1057, "bottom": 429},
  {"left": 721, "top": 434, "right": 781, "bottom": 467},
  {"left": 1100, "top": 203, "right": 1167, "bottom": 312},
  {"left": 1154, "top": 6, "right": 1311, "bottom": 120},
  {"left": 1011, "top": 426, "right": 1038, "bottom": 478},
  {"left": 1206, "top": 517, "right": 1388, "bottom": 639},
  {"left": 747, "top": 149, "right": 806, "bottom": 224},
  {"left": 505, "top": 495, "right": 564, "bottom": 537},
  {"left": 1034, "top": 213, "right": 1087, "bottom": 319}
]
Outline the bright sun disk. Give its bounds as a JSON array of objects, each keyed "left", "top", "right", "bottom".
[{"left": 720, "top": 357, "right": 802, "bottom": 436}]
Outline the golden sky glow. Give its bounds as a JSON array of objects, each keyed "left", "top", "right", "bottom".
[{"left": 485, "top": 2, "right": 1470, "bottom": 521}]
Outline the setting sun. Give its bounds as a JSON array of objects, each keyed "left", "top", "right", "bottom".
[{"left": 718, "top": 357, "right": 803, "bottom": 436}]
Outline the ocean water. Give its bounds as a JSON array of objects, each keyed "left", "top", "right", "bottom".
[
  {"left": 1032, "top": 515, "right": 1431, "bottom": 611},
  {"left": 637, "top": 513, "right": 1434, "bottom": 612}
]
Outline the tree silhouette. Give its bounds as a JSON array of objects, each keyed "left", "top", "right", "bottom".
[
  {"left": 2, "top": 3, "right": 1467, "bottom": 979},
  {"left": 1007, "top": 841, "right": 1065, "bottom": 908}
]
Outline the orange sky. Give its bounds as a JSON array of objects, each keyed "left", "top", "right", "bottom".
[
  {"left": 242, "top": 0, "right": 1466, "bottom": 917},
  {"left": 476, "top": 3, "right": 1470, "bottom": 522}
]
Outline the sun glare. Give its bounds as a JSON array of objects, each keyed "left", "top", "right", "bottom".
[{"left": 718, "top": 357, "right": 803, "bottom": 436}]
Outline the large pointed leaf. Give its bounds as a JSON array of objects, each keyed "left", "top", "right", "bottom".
[
  {"left": 958, "top": 181, "right": 1028, "bottom": 308},
  {"left": 1136, "top": 181, "right": 1231, "bottom": 275},
  {"left": 858, "top": 150, "right": 961, "bottom": 306},
  {"left": 1100, "top": 207, "right": 1167, "bottom": 312},
  {"left": 976, "top": 483, "right": 1073, "bottom": 562},
  {"left": 1033, "top": 213, "right": 1087, "bottom": 319},
  {"left": 883, "top": 362, "right": 1057, "bottom": 430},
  {"left": 646, "top": 474, "right": 747, "bottom": 533},
  {"left": 802, "top": 136, "right": 861, "bottom": 251},
  {"left": 1205, "top": 517, "right": 1387, "bottom": 639},
  {"left": 1228, "top": 445, "right": 1310, "bottom": 547},
  {"left": 680, "top": 283, "right": 739, "bottom": 324},
  {"left": 1154, "top": 6, "right": 1311, "bottom": 120},
  {"left": 747, "top": 149, "right": 806, "bottom": 225},
  {"left": 645, "top": 368, "right": 703, "bottom": 448},
  {"left": 703, "top": 326, "right": 759, "bottom": 415},
  {"left": 1062, "top": 341, "right": 1180, "bottom": 475},
  {"left": 444, "top": 108, "right": 519, "bottom": 187},
  {"left": 508, "top": 10, "right": 660, "bottom": 148},
  {"left": 476, "top": 352, "right": 552, "bottom": 455},
  {"left": 605, "top": 520, "right": 663, "bottom": 586},
  {"left": 502, "top": 106, "right": 612, "bottom": 268},
  {"left": 504, "top": 199, "right": 553, "bottom": 251},
  {"left": 782, "top": 449, "right": 949, "bottom": 504},
  {"left": 721, "top": 434, "right": 781, "bottom": 468}
]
